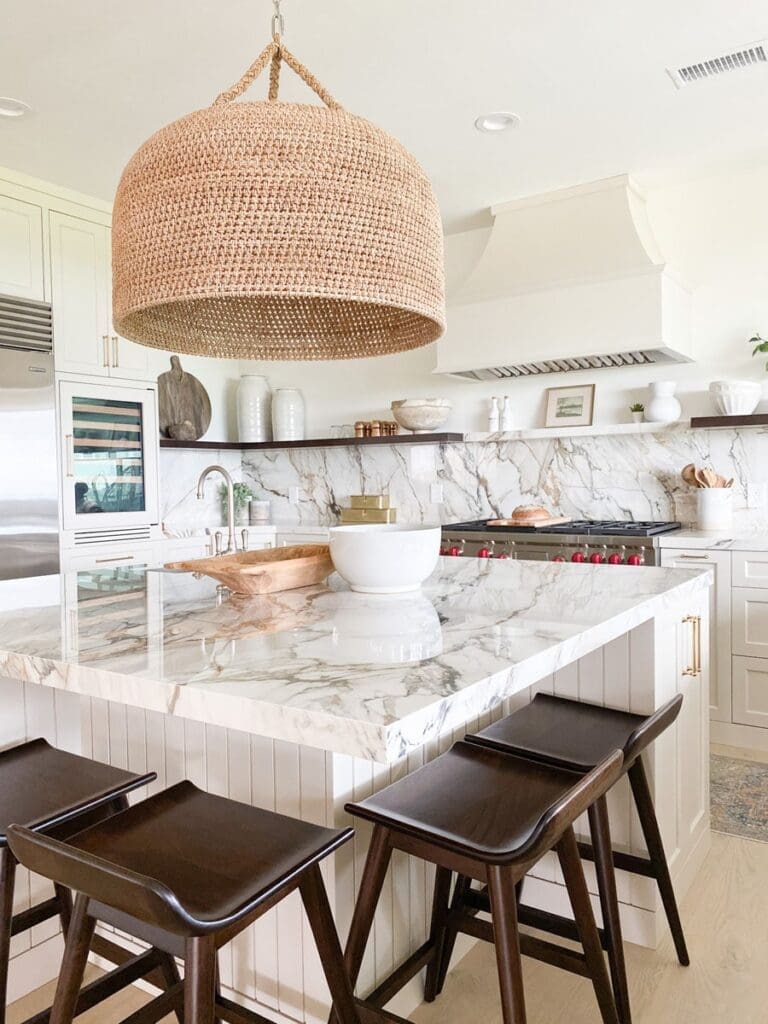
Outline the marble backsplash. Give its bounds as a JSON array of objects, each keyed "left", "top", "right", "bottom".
[{"left": 159, "top": 426, "right": 768, "bottom": 533}]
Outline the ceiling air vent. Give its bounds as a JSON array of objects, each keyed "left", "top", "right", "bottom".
[{"left": 667, "top": 41, "right": 768, "bottom": 88}]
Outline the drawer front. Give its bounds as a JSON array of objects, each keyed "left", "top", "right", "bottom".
[
  {"left": 733, "top": 551, "right": 768, "bottom": 589},
  {"left": 61, "top": 546, "right": 156, "bottom": 572},
  {"left": 732, "top": 588, "right": 768, "bottom": 658},
  {"left": 732, "top": 655, "right": 768, "bottom": 728}
]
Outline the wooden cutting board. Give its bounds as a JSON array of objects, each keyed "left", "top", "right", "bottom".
[
  {"left": 157, "top": 355, "right": 212, "bottom": 440},
  {"left": 487, "top": 516, "right": 572, "bottom": 529}
]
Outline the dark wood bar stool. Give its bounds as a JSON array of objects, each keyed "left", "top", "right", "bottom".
[
  {"left": 465, "top": 693, "right": 689, "bottom": 973},
  {"left": 0, "top": 738, "right": 166, "bottom": 1024},
  {"left": 335, "top": 741, "right": 625, "bottom": 1024},
  {"left": 7, "top": 780, "right": 362, "bottom": 1024}
]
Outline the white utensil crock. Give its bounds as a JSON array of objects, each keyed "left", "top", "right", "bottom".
[{"left": 697, "top": 488, "right": 733, "bottom": 531}]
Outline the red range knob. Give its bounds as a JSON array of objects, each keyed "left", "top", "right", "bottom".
[
  {"left": 496, "top": 552, "right": 510, "bottom": 559},
  {"left": 477, "top": 547, "right": 492, "bottom": 558},
  {"left": 571, "top": 552, "right": 586, "bottom": 563},
  {"left": 552, "top": 555, "right": 566, "bottom": 563},
  {"left": 627, "top": 554, "right": 642, "bottom": 566},
  {"left": 607, "top": 553, "right": 623, "bottom": 565},
  {"left": 440, "top": 547, "right": 448, "bottom": 556},
  {"left": 449, "top": 545, "right": 462, "bottom": 557},
  {"left": 590, "top": 552, "right": 606, "bottom": 564}
]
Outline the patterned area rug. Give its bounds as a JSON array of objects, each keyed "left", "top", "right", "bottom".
[{"left": 711, "top": 754, "right": 768, "bottom": 843}]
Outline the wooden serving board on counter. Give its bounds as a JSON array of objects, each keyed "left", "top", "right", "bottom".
[
  {"left": 165, "top": 544, "right": 334, "bottom": 595},
  {"left": 487, "top": 516, "right": 572, "bottom": 529}
]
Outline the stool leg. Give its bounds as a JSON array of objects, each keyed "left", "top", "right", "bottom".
[
  {"left": 299, "top": 864, "right": 359, "bottom": 1024},
  {"left": 434, "top": 874, "right": 471, "bottom": 996},
  {"left": 487, "top": 864, "right": 527, "bottom": 1024},
  {"left": 589, "top": 796, "right": 632, "bottom": 1024},
  {"left": 184, "top": 935, "right": 217, "bottom": 1024},
  {"left": 330, "top": 825, "right": 392, "bottom": 1024},
  {"left": 423, "top": 867, "right": 452, "bottom": 1002},
  {"left": 49, "top": 893, "right": 96, "bottom": 1024},
  {"left": 158, "top": 951, "right": 185, "bottom": 1024},
  {"left": 0, "top": 848, "right": 17, "bottom": 1024},
  {"left": 557, "top": 827, "right": 618, "bottom": 1024},
  {"left": 628, "top": 758, "right": 690, "bottom": 967},
  {"left": 54, "top": 884, "right": 73, "bottom": 937}
]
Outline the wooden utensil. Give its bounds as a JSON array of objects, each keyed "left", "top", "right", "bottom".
[
  {"left": 681, "top": 463, "right": 699, "bottom": 487},
  {"left": 699, "top": 468, "right": 720, "bottom": 488},
  {"left": 165, "top": 544, "right": 333, "bottom": 595}
]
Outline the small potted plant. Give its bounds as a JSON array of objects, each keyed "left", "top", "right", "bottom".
[
  {"left": 750, "top": 332, "right": 768, "bottom": 369},
  {"left": 220, "top": 482, "right": 253, "bottom": 527},
  {"left": 629, "top": 402, "right": 645, "bottom": 424}
]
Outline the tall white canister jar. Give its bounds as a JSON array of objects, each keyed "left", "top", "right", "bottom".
[
  {"left": 237, "top": 375, "right": 272, "bottom": 442},
  {"left": 272, "top": 388, "right": 305, "bottom": 442},
  {"left": 697, "top": 488, "right": 733, "bottom": 531}
]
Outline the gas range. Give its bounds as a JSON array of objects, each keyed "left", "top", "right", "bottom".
[{"left": 440, "top": 519, "right": 682, "bottom": 567}]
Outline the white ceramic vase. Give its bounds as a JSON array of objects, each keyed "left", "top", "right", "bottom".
[
  {"left": 645, "top": 381, "right": 682, "bottom": 423},
  {"left": 237, "top": 375, "right": 272, "bottom": 442},
  {"left": 272, "top": 388, "right": 305, "bottom": 441}
]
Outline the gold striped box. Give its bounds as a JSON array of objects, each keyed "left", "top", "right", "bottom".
[
  {"left": 349, "top": 494, "right": 389, "bottom": 510},
  {"left": 339, "top": 507, "right": 397, "bottom": 524}
]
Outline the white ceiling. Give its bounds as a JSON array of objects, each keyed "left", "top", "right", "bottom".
[{"left": 3, "top": 1, "right": 768, "bottom": 231}]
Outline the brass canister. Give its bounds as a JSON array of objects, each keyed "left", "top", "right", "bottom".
[{"left": 349, "top": 494, "right": 389, "bottom": 510}]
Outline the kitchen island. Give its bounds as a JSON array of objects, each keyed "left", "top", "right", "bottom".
[{"left": 0, "top": 557, "right": 711, "bottom": 1022}]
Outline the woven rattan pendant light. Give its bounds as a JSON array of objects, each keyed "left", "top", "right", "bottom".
[{"left": 112, "top": 6, "right": 446, "bottom": 360}]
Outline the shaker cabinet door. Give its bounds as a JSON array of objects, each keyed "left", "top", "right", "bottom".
[
  {"left": 105, "top": 227, "right": 153, "bottom": 382},
  {"left": 0, "top": 193, "right": 45, "bottom": 300},
  {"left": 50, "top": 212, "right": 110, "bottom": 376},
  {"left": 732, "top": 655, "right": 768, "bottom": 729},
  {"left": 732, "top": 588, "right": 768, "bottom": 659}
]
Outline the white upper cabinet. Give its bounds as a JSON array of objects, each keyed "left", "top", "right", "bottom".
[
  {"left": 50, "top": 211, "right": 153, "bottom": 381},
  {"left": 0, "top": 193, "right": 45, "bottom": 300},
  {"left": 50, "top": 211, "right": 110, "bottom": 375}
]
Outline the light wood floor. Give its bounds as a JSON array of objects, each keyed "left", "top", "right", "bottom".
[{"left": 9, "top": 746, "right": 767, "bottom": 1024}]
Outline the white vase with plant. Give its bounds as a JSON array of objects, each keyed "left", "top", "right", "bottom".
[{"left": 630, "top": 402, "right": 644, "bottom": 424}]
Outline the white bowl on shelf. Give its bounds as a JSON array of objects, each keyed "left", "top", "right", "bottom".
[
  {"left": 709, "top": 380, "right": 761, "bottom": 416},
  {"left": 391, "top": 398, "right": 451, "bottom": 434},
  {"left": 329, "top": 524, "right": 441, "bottom": 594}
]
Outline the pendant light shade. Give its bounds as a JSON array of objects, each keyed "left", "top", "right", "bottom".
[{"left": 112, "top": 40, "right": 446, "bottom": 360}]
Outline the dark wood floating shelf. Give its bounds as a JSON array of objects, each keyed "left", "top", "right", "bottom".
[
  {"left": 159, "top": 432, "right": 464, "bottom": 451},
  {"left": 690, "top": 414, "right": 768, "bottom": 429}
]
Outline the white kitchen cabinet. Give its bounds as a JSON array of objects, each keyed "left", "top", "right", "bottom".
[
  {"left": 661, "top": 548, "right": 731, "bottom": 722},
  {"left": 276, "top": 529, "right": 330, "bottom": 546},
  {"left": 732, "top": 550, "right": 768, "bottom": 589},
  {"left": 732, "top": 655, "right": 768, "bottom": 728},
  {"left": 50, "top": 212, "right": 110, "bottom": 375},
  {"left": 674, "top": 597, "right": 710, "bottom": 851},
  {"left": 50, "top": 212, "right": 153, "bottom": 381},
  {"left": 0, "top": 193, "right": 45, "bottom": 300},
  {"left": 60, "top": 545, "right": 156, "bottom": 573},
  {"left": 732, "top": 588, "right": 768, "bottom": 659}
]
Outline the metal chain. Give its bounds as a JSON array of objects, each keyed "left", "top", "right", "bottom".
[{"left": 271, "top": 0, "right": 285, "bottom": 39}]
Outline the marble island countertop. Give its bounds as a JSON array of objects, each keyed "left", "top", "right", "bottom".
[{"left": 0, "top": 558, "right": 711, "bottom": 762}]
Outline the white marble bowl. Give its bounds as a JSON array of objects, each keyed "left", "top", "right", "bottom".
[
  {"left": 329, "top": 524, "right": 441, "bottom": 594},
  {"left": 391, "top": 398, "right": 451, "bottom": 434},
  {"left": 709, "top": 380, "right": 761, "bottom": 416}
]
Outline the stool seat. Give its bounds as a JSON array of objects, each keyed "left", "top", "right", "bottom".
[
  {"left": 467, "top": 692, "right": 683, "bottom": 772},
  {"left": 9, "top": 781, "right": 352, "bottom": 935},
  {"left": 347, "top": 741, "right": 622, "bottom": 865},
  {"left": 0, "top": 738, "right": 151, "bottom": 846}
]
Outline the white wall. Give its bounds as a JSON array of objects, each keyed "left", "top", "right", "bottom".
[{"left": 230, "top": 162, "right": 768, "bottom": 438}]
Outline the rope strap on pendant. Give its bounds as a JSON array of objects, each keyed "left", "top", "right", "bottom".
[{"left": 213, "top": 39, "right": 340, "bottom": 109}]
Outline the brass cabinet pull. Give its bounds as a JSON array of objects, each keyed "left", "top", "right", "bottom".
[
  {"left": 682, "top": 614, "right": 702, "bottom": 676},
  {"left": 102, "top": 334, "right": 109, "bottom": 367},
  {"left": 112, "top": 335, "right": 119, "bottom": 367},
  {"left": 678, "top": 554, "right": 710, "bottom": 561},
  {"left": 95, "top": 555, "right": 134, "bottom": 564}
]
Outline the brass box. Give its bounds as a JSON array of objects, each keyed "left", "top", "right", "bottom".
[
  {"left": 349, "top": 494, "right": 389, "bottom": 510},
  {"left": 340, "top": 507, "right": 397, "bottom": 524}
]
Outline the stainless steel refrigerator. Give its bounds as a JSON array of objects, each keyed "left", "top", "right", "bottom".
[{"left": 0, "top": 296, "right": 60, "bottom": 581}]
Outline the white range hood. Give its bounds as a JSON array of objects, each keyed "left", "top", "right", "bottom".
[{"left": 436, "top": 175, "right": 693, "bottom": 380}]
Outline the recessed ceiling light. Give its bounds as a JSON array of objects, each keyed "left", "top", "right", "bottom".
[
  {"left": 0, "top": 97, "right": 31, "bottom": 119},
  {"left": 474, "top": 111, "right": 520, "bottom": 133}
]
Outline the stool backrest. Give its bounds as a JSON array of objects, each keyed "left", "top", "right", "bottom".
[
  {"left": 519, "top": 748, "right": 624, "bottom": 863},
  {"left": 7, "top": 824, "right": 193, "bottom": 935},
  {"left": 623, "top": 693, "right": 683, "bottom": 765}
]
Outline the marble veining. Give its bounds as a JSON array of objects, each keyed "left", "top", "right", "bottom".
[
  {"left": 0, "top": 558, "right": 710, "bottom": 762},
  {"left": 159, "top": 426, "right": 768, "bottom": 534}
]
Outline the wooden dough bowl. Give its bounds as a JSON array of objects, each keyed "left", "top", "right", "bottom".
[{"left": 165, "top": 544, "right": 334, "bottom": 596}]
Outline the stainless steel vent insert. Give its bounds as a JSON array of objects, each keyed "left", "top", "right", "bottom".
[
  {"left": 668, "top": 41, "right": 768, "bottom": 88},
  {"left": 441, "top": 349, "right": 673, "bottom": 382},
  {"left": 73, "top": 526, "right": 153, "bottom": 546},
  {"left": 0, "top": 295, "right": 53, "bottom": 353}
]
